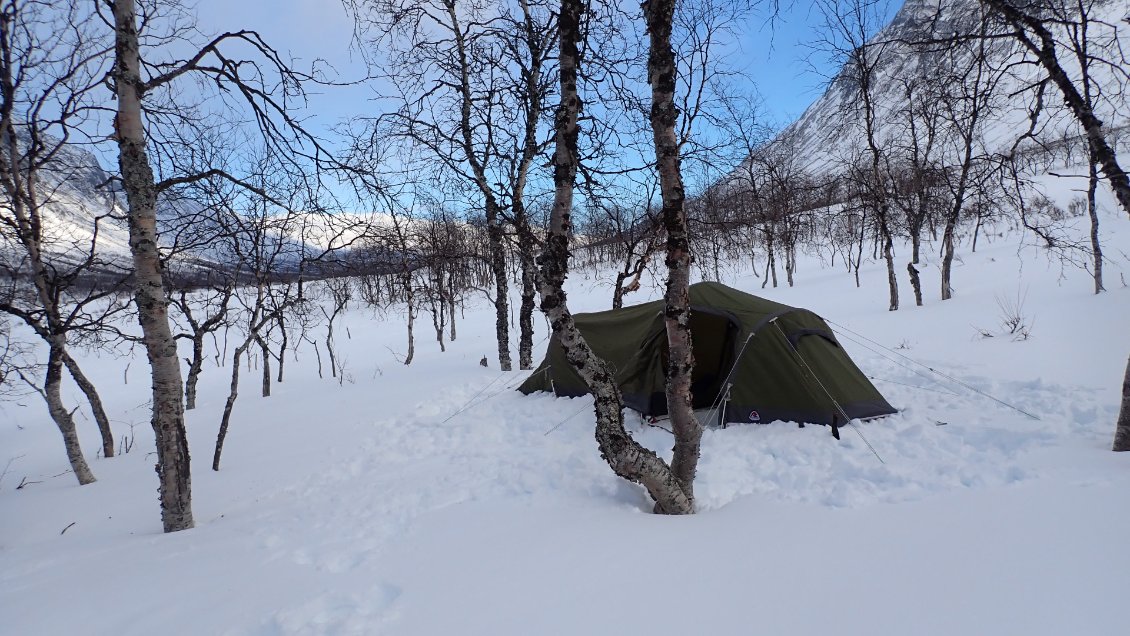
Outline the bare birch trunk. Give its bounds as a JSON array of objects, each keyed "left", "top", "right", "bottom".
[
  {"left": 882, "top": 222, "right": 899, "bottom": 311},
  {"left": 275, "top": 317, "right": 287, "bottom": 384},
  {"left": 443, "top": 0, "right": 511, "bottom": 371},
  {"left": 112, "top": 0, "right": 193, "bottom": 532},
  {"left": 612, "top": 272, "right": 628, "bottom": 310},
  {"left": 785, "top": 242, "right": 796, "bottom": 287},
  {"left": 213, "top": 341, "right": 250, "bottom": 471},
  {"left": 644, "top": 0, "right": 701, "bottom": 508},
  {"left": 908, "top": 216, "right": 923, "bottom": 307},
  {"left": 972, "top": 210, "right": 984, "bottom": 252},
  {"left": 486, "top": 218, "right": 511, "bottom": 371},
  {"left": 941, "top": 145, "right": 975, "bottom": 300},
  {"left": 185, "top": 334, "right": 205, "bottom": 410},
  {"left": 46, "top": 344, "right": 96, "bottom": 484},
  {"left": 312, "top": 339, "right": 324, "bottom": 379},
  {"left": 430, "top": 289, "right": 446, "bottom": 353},
  {"left": 61, "top": 352, "right": 114, "bottom": 458},
  {"left": 326, "top": 323, "right": 338, "bottom": 378},
  {"left": 431, "top": 268, "right": 446, "bottom": 352},
  {"left": 910, "top": 221, "right": 922, "bottom": 264},
  {"left": 1114, "top": 354, "right": 1130, "bottom": 451},
  {"left": 518, "top": 247, "right": 536, "bottom": 370},
  {"left": 763, "top": 232, "right": 776, "bottom": 288},
  {"left": 448, "top": 271, "right": 457, "bottom": 342},
  {"left": 1087, "top": 147, "right": 1103, "bottom": 294},
  {"left": 0, "top": 31, "right": 112, "bottom": 466},
  {"left": 941, "top": 218, "right": 957, "bottom": 300},
  {"left": 404, "top": 296, "right": 416, "bottom": 365},
  {"left": 256, "top": 336, "right": 271, "bottom": 397},
  {"left": 983, "top": 0, "right": 1130, "bottom": 219},
  {"left": 908, "top": 262, "right": 923, "bottom": 307},
  {"left": 539, "top": 0, "right": 690, "bottom": 514},
  {"left": 854, "top": 213, "right": 865, "bottom": 288}
]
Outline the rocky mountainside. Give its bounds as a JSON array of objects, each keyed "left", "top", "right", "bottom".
[
  {"left": 5, "top": 130, "right": 133, "bottom": 260},
  {"left": 765, "top": 0, "right": 1128, "bottom": 177}
]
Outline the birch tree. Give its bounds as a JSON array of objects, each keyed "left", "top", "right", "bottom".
[
  {"left": 815, "top": 0, "right": 900, "bottom": 311},
  {"left": 108, "top": 0, "right": 194, "bottom": 530},
  {"left": 981, "top": 0, "right": 1130, "bottom": 219},
  {"left": 346, "top": 0, "right": 559, "bottom": 372},
  {"left": 643, "top": 0, "right": 702, "bottom": 506},
  {"left": 0, "top": 0, "right": 126, "bottom": 481},
  {"left": 1114, "top": 356, "right": 1130, "bottom": 452},
  {"left": 970, "top": 1, "right": 1130, "bottom": 449},
  {"left": 170, "top": 280, "right": 233, "bottom": 410},
  {"left": 106, "top": 0, "right": 342, "bottom": 531},
  {"left": 539, "top": 0, "right": 693, "bottom": 514},
  {"left": 933, "top": 6, "right": 1003, "bottom": 301}
]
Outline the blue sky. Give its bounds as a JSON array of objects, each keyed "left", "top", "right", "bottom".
[{"left": 193, "top": 0, "right": 901, "bottom": 133}]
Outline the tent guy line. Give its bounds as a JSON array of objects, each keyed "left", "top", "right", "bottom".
[
  {"left": 772, "top": 318, "right": 885, "bottom": 464},
  {"left": 825, "top": 318, "right": 1042, "bottom": 421}
]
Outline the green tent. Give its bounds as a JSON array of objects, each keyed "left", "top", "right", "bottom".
[{"left": 519, "top": 281, "right": 896, "bottom": 426}]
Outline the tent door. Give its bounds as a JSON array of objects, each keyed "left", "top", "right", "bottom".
[
  {"left": 651, "top": 308, "right": 739, "bottom": 415},
  {"left": 687, "top": 309, "right": 738, "bottom": 410}
]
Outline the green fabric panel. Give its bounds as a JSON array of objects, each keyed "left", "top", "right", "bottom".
[
  {"left": 727, "top": 323, "right": 833, "bottom": 415},
  {"left": 517, "top": 300, "right": 666, "bottom": 396},
  {"left": 518, "top": 282, "right": 896, "bottom": 425},
  {"left": 725, "top": 309, "right": 892, "bottom": 422}
]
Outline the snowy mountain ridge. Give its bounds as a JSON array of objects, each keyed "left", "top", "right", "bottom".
[
  {"left": 3, "top": 130, "right": 390, "bottom": 277},
  {"left": 759, "top": 0, "right": 1129, "bottom": 179}
]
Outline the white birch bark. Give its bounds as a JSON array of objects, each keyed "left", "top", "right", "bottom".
[
  {"left": 539, "top": 0, "right": 691, "bottom": 515},
  {"left": 111, "top": 0, "right": 193, "bottom": 532}
]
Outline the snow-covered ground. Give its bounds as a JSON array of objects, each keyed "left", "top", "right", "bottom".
[{"left": 2, "top": 190, "right": 1129, "bottom": 634}]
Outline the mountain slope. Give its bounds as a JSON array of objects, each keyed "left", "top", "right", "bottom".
[{"left": 772, "top": 0, "right": 1128, "bottom": 176}]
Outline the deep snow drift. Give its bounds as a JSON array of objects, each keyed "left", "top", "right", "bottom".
[{"left": 2, "top": 197, "right": 1129, "bottom": 634}]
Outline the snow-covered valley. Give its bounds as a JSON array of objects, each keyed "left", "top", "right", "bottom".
[{"left": 2, "top": 186, "right": 1128, "bottom": 634}]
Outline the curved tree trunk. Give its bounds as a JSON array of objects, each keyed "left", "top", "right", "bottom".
[
  {"left": 213, "top": 341, "right": 250, "bottom": 471},
  {"left": 185, "top": 334, "right": 205, "bottom": 410},
  {"left": 539, "top": 0, "right": 690, "bottom": 514},
  {"left": 612, "top": 271, "right": 628, "bottom": 310},
  {"left": 982, "top": 0, "right": 1130, "bottom": 219},
  {"left": 0, "top": 35, "right": 112, "bottom": 468},
  {"left": 908, "top": 262, "right": 923, "bottom": 307},
  {"left": 1114, "top": 355, "right": 1130, "bottom": 452},
  {"left": 112, "top": 0, "right": 193, "bottom": 532},
  {"left": 61, "top": 350, "right": 114, "bottom": 458},
  {"left": 45, "top": 344, "right": 96, "bottom": 485}
]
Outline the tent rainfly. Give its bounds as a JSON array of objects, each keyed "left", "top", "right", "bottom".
[{"left": 518, "top": 281, "right": 896, "bottom": 426}]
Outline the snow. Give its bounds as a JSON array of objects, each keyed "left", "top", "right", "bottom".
[{"left": 2, "top": 189, "right": 1130, "bottom": 634}]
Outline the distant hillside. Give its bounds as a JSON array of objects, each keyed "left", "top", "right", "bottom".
[
  {"left": 1, "top": 129, "right": 392, "bottom": 283},
  {"left": 762, "top": 0, "right": 1128, "bottom": 177}
]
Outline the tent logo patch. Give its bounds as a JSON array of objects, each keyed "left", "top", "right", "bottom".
[{"left": 748, "top": 410, "right": 760, "bottom": 422}]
